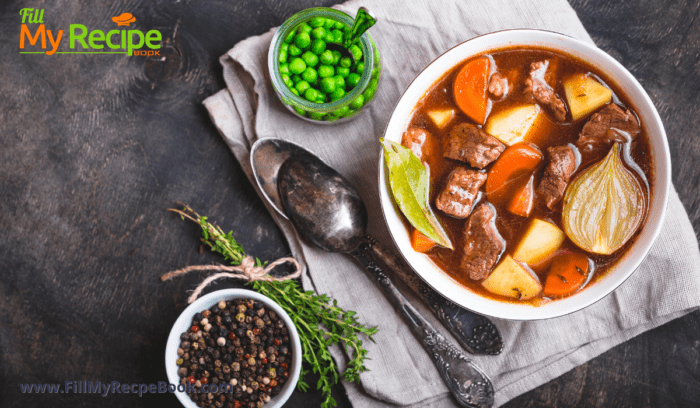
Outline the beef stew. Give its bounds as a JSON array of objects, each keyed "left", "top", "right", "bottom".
[{"left": 399, "top": 47, "right": 653, "bottom": 305}]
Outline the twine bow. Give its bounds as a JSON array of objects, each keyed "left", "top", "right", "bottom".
[{"left": 160, "top": 255, "right": 302, "bottom": 304}]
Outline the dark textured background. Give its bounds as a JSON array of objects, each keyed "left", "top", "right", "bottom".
[{"left": 1, "top": 0, "right": 699, "bottom": 407}]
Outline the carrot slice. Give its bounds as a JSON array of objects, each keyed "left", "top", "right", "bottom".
[
  {"left": 411, "top": 228, "right": 436, "bottom": 253},
  {"left": 453, "top": 57, "right": 490, "bottom": 125},
  {"left": 543, "top": 251, "right": 589, "bottom": 296},
  {"left": 508, "top": 175, "right": 535, "bottom": 217},
  {"left": 486, "top": 143, "right": 543, "bottom": 205}
]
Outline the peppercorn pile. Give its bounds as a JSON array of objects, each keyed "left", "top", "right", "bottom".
[{"left": 176, "top": 299, "right": 292, "bottom": 408}]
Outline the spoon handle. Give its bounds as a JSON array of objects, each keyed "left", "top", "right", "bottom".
[
  {"left": 364, "top": 235, "right": 503, "bottom": 355},
  {"left": 350, "top": 243, "right": 494, "bottom": 408},
  {"left": 343, "top": 7, "right": 377, "bottom": 49}
]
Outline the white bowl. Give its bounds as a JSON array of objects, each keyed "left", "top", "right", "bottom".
[
  {"left": 165, "top": 289, "right": 302, "bottom": 408},
  {"left": 378, "top": 29, "right": 671, "bottom": 320}
]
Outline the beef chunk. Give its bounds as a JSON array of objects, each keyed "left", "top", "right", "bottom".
[
  {"left": 488, "top": 73, "right": 507, "bottom": 98},
  {"left": 537, "top": 145, "right": 577, "bottom": 210},
  {"left": 461, "top": 203, "right": 504, "bottom": 280},
  {"left": 524, "top": 61, "right": 567, "bottom": 122},
  {"left": 443, "top": 123, "right": 505, "bottom": 169},
  {"left": 577, "top": 103, "right": 640, "bottom": 148},
  {"left": 435, "top": 167, "right": 487, "bottom": 219},
  {"left": 401, "top": 127, "right": 430, "bottom": 160}
]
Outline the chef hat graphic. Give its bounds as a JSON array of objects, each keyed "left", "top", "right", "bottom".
[{"left": 112, "top": 13, "right": 136, "bottom": 26}]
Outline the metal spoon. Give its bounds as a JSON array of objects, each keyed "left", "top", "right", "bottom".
[
  {"left": 326, "top": 7, "right": 376, "bottom": 66},
  {"left": 250, "top": 138, "right": 503, "bottom": 355},
  {"left": 250, "top": 138, "right": 495, "bottom": 407}
]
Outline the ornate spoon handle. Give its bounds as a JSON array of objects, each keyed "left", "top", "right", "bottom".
[
  {"left": 350, "top": 243, "right": 494, "bottom": 408},
  {"left": 364, "top": 235, "right": 503, "bottom": 355}
]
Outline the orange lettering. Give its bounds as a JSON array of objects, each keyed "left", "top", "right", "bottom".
[{"left": 20, "top": 24, "right": 46, "bottom": 49}]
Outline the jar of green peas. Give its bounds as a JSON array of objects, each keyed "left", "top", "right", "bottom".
[{"left": 268, "top": 7, "right": 381, "bottom": 123}]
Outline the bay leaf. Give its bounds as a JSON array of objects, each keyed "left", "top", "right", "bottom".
[
  {"left": 562, "top": 143, "right": 646, "bottom": 255},
  {"left": 381, "top": 138, "right": 453, "bottom": 249}
]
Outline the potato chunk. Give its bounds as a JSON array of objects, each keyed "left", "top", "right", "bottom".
[
  {"left": 512, "top": 218, "right": 565, "bottom": 265},
  {"left": 427, "top": 109, "right": 455, "bottom": 129},
  {"left": 484, "top": 104, "right": 541, "bottom": 146},
  {"left": 563, "top": 74, "right": 612, "bottom": 121},
  {"left": 482, "top": 255, "right": 542, "bottom": 300}
]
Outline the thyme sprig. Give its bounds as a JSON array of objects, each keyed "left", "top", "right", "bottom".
[{"left": 171, "top": 204, "right": 378, "bottom": 408}]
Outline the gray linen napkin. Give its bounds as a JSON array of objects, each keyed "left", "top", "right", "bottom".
[{"left": 202, "top": 0, "right": 700, "bottom": 406}]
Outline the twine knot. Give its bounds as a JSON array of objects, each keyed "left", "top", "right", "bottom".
[{"left": 160, "top": 255, "right": 302, "bottom": 304}]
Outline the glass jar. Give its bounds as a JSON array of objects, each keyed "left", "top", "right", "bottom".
[{"left": 268, "top": 7, "right": 381, "bottom": 124}]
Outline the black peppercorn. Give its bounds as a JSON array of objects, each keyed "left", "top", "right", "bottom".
[{"left": 177, "top": 299, "right": 292, "bottom": 408}]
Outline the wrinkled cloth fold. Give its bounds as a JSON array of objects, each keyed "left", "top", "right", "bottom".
[{"left": 203, "top": 0, "right": 700, "bottom": 406}]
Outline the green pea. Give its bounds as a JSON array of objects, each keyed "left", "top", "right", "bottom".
[
  {"left": 339, "top": 57, "right": 351, "bottom": 68},
  {"left": 372, "top": 66, "right": 380, "bottom": 79},
  {"left": 321, "top": 77, "right": 336, "bottom": 93},
  {"left": 318, "top": 65, "right": 334, "bottom": 78},
  {"left": 290, "top": 88, "right": 299, "bottom": 97},
  {"left": 331, "top": 29, "right": 343, "bottom": 44},
  {"left": 349, "top": 44, "right": 362, "bottom": 62},
  {"left": 310, "top": 39, "right": 326, "bottom": 55},
  {"left": 356, "top": 62, "right": 364, "bottom": 74},
  {"left": 333, "top": 105, "right": 350, "bottom": 116},
  {"left": 304, "top": 88, "right": 319, "bottom": 102},
  {"left": 289, "top": 58, "right": 307, "bottom": 74},
  {"left": 350, "top": 95, "right": 364, "bottom": 110},
  {"left": 331, "top": 50, "right": 342, "bottom": 65},
  {"left": 309, "top": 16, "right": 325, "bottom": 28},
  {"left": 324, "top": 32, "right": 335, "bottom": 44},
  {"left": 334, "top": 21, "right": 345, "bottom": 30},
  {"left": 311, "top": 27, "right": 326, "bottom": 40},
  {"left": 363, "top": 87, "right": 375, "bottom": 102},
  {"left": 280, "top": 43, "right": 289, "bottom": 53},
  {"left": 278, "top": 50, "right": 287, "bottom": 64},
  {"left": 326, "top": 115, "right": 339, "bottom": 123},
  {"left": 301, "top": 51, "right": 318, "bottom": 67},
  {"left": 334, "top": 75, "right": 346, "bottom": 90},
  {"left": 336, "top": 66, "right": 350, "bottom": 78},
  {"left": 319, "top": 50, "right": 334, "bottom": 66},
  {"left": 294, "top": 32, "right": 311, "bottom": 49},
  {"left": 343, "top": 108, "right": 356, "bottom": 118},
  {"left": 323, "top": 19, "right": 336, "bottom": 30},
  {"left": 295, "top": 80, "right": 310, "bottom": 94},
  {"left": 297, "top": 23, "right": 312, "bottom": 34},
  {"left": 316, "top": 93, "right": 327, "bottom": 103},
  {"left": 330, "top": 87, "right": 345, "bottom": 101},
  {"left": 294, "top": 107, "right": 306, "bottom": 117},
  {"left": 284, "top": 30, "right": 295, "bottom": 44},
  {"left": 302, "top": 67, "right": 318, "bottom": 83},
  {"left": 368, "top": 78, "right": 379, "bottom": 92},
  {"left": 288, "top": 44, "right": 302, "bottom": 56},
  {"left": 292, "top": 74, "right": 302, "bottom": 83},
  {"left": 281, "top": 74, "right": 293, "bottom": 88},
  {"left": 309, "top": 112, "right": 326, "bottom": 121},
  {"left": 279, "top": 63, "right": 290, "bottom": 76},
  {"left": 347, "top": 73, "right": 361, "bottom": 88},
  {"left": 363, "top": 79, "right": 378, "bottom": 100}
]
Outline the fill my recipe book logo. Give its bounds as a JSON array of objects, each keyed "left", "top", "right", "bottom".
[{"left": 19, "top": 8, "right": 162, "bottom": 56}]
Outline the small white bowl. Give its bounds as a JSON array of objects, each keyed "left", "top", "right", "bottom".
[
  {"left": 165, "top": 289, "right": 302, "bottom": 408},
  {"left": 378, "top": 29, "right": 671, "bottom": 320}
]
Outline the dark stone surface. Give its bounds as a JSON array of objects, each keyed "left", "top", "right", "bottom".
[{"left": 0, "top": 0, "right": 698, "bottom": 407}]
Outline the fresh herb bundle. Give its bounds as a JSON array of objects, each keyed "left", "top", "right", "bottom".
[{"left": 171, "top": 205, "right": 378, "bottom": 408}]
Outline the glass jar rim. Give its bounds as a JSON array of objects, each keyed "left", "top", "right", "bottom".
[{"left": 268, "top": 7, "right": 375, "bottom": 113}]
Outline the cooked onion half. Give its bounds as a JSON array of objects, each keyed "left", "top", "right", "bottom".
[{"left": 562, "top": 143, "right": 646, "bottom": 255}]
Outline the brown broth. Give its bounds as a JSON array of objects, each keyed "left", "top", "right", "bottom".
[{"left": 404, "top": 47, "right": 654, "bottom": 305}]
